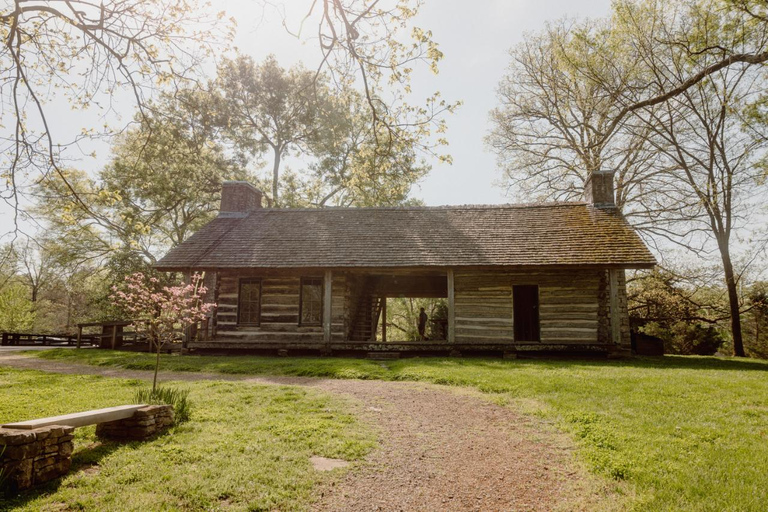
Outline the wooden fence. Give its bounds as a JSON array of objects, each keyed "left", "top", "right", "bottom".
[
  {"left": 2, "top": 318, "right": 211, "bottom": 351},
  {"left": 1, "top": 332, "right": 96, "bottom": 346}
]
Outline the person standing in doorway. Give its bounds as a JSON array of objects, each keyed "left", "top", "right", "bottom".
[{"left": 418, "top": 307, "right": 428, "bottom": 341}]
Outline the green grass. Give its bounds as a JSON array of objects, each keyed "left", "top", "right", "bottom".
[
  {"left": 34, "top": 349, "right": 768, "bottom": 511},
  {"left": 0, "top": 366, "right": 374, "bottom": 511}
]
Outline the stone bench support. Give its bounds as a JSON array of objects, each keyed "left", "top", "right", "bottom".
[
  {"left": 0, "top": 425, "right": 74, "bottom": 491},
  {"left": 96, "top": 405, "right": 174, "bottom": 440},
  {"left": 1, "top": 405, "right": 174, "bottom": 493}
]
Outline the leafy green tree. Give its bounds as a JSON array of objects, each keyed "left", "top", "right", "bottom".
[
  {"left": 216, "top": 55, "right": 327, "bottom": 206},
  {"left": 628, "top": 269, "right": 728, "bottom": 355},
  {"left": 2, "top": 0, "right": 453, "bottom": 240},
  {"left": 35, "top": 90, "right": 249, "bottom": 266},
  {"left": 282, "top": 90, "right": 433, "bottom": 207},
  {"left": 0, "top": 283, "right": 35, "bottom": 333},
  {"left": 216, "top": 57, "right": 443, "bottom": 208},
  {"left": 101, "top": 90, "right": 250, "bottom": 255},
  {"left": 618, "top": 0, "right": 766, "bottom": 357},
  {"left": 744, "top": 282, "right": 768, "bottom": 357},
  {"left": 384, "top": 298, "right": 447, "bottom": 341}
]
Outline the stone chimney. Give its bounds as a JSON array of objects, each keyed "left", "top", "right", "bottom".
[
  {"left": 584, "top": 170, "right": 616, "bottom": 208},
  {"left": 220, "top": 181, "right": 263, "bottom": 217}
]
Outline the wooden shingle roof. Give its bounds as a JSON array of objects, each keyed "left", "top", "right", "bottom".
[{"left": 155, "top": 203, "right": 656, "bottom": 270}]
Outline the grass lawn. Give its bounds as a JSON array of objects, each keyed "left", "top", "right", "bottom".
[
  {"left": 0, "top": 366, "right": 374, "bottom": 511},
  {"left": 33, "top": 349, "right": 768, "bottom": 511}
]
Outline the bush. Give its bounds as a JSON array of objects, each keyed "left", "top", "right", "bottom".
[
  {"left": 642, "top": 321, "right": 725, "bottom": 355},
  {"left": 134, "top": 386, "right": 192, "bottom": 423}
]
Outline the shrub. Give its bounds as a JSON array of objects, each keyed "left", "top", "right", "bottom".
[
  {"left": 642, "top": 321, "right": 725, "bottom": 355},
  {"left": 134, "top": 386, "right": 192, "bottom": 423}
]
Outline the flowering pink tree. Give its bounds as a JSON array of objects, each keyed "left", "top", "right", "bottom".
[{"left": 111, "top": 272, "right": 215, "bottom": 391}]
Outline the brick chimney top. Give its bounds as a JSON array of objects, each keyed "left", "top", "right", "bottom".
[
  {"left": 220, "top": 181, "right": 263, "bottom": 217},
  {"left": 584, "top": 171, "right": 616, "bottom": 209}
]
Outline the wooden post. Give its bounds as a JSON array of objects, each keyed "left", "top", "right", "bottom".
[
  {"left": 212, "top": 271, "right": 220, "bottom": 339},
  {"left": 370, "top": 298, "right": 377, "bottom": 342},
  {"left": 447, "top": 269, "right": 456, "bottom": 344},
  {"left": 609, "top": 269, "right": 621, "bottom": 345},
  {"left": 323, "top": 270, "right": 333, "bottom": 345},
  {"left": 381, "top": 297, "right": 387, "bottom": 343},
  {"left": 76, "top": 325, "right": 82, "bottom": 348},
  {"left": 110, "top": 325, "right": 117, "bottom": 350}
]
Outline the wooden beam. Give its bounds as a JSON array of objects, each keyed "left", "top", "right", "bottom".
[
  {"left": 609, "top": 269, "right": 620, "bottom": 344},
  {"left": 447, "top": 269, "right": 456, "bottom": 343},
  {"left": 323, "top": 270, "right": 332, "bottom": 344},
  {"left": 381, "top": 297, "right": 387, "bottom": 343}
]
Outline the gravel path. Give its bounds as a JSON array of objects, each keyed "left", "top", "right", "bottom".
[{"left": 0, "top": 352, "right": 603, "bottom": 511}]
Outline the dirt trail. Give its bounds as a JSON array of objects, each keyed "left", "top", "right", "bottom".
[{"left": 0, "top": 352, "right": 602, "bottom": 511}]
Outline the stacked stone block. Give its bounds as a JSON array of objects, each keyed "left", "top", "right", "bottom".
[
  {"left": 0, "top": 425, "right": 74, "bottom": 491},
  {"left": 96, "top": 405, "right": 174, "bottom": 440}
]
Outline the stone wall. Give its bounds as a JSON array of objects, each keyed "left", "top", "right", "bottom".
[
  {"left": 0, "top": 425, "right": 74, "bottom": 491},
  {"left": 96, "top": 405, "right": 174, "bottom": 440}
]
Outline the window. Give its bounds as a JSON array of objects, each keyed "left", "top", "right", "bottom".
[
  {"left": 513, "top": 285, "right": 540, "bottom": 341},
  {"left": 238, "top": 278, "right": 261, "bottom": 326},
  {"left": 300, "top": 278, "right": 323, "bottom": 325}
]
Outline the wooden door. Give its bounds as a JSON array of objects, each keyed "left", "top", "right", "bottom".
[{"left": 513, "top": 285, "right": 540, "bottom": 342}]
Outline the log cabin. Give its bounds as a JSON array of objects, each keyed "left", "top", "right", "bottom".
[{"left": 155, "top": 171, "right": 655, "bottom": 357}]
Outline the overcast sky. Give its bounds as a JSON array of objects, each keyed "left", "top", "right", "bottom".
[{"left": 217, "top": 0, "right": 613, "bottom": 206}]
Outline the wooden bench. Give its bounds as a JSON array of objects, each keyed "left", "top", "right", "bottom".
[{"left": 1, "top": 404, "right": 148, "bottom": 430}]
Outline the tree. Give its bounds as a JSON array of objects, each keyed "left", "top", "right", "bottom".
[
  {"left": 15, "top": 238, "right": 54, "bottom": 303},
  {"left": 0, "top": 0, "right": 228, "bottom": 233},
  {"left": 0, "top": 282, "right": 35, "bottom": 333},
  {"left": 487, "top": 18, "right": 661, "bottom": 218},
  {"left": 744, "top": 282, "right": 768, "bottom": 357},
  {"left": 628, "top": 269, "right": 728, "bottom": 355},
  {"left": 295, "top": 0, "right": 455, "bottom": 147},
  {"left": 384, "top": 298, "right": 446, "bottom": 341},
  {"left": 216, "top": 56, "right": 445, "bottom": 207},
  {"left": 101, "top": 90, "right": 250, "bottom": 255},
  {"left": 622, "top": 1, "right": 767, "bottom": 356},
  {"left": 111, "top": 272, "right": 214, "bottom": 391},
  {"left": 216, "top": 55, "right": 326, "bottom": 205},
  {"left": 2, "top": 0, "right": 453, "bottom": 237},
  {"left": 283, "top": 89, "right": 433, "bottom": 207},
  {"left": 490, "top": 0, "right": 768, "bottom": 357},
  {"left": 34, "top": 90, "right": 248, "bottom": 266},
  {"left": 597, "top": 0, "right": 768, "bottom": 145}
]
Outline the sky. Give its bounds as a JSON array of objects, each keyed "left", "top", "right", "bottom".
[
  {"left": 27, "top": 0, "right": 613, "bottom": 213},
  {"left": 217, "top": 0, "right": 614, "bottom": 206},
  {"left": 1, "top": 0, "right": 615, "bottom": 237}
]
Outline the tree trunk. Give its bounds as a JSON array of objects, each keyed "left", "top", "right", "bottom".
[
  {"left": 153, "top": 342, "right": 161, "bottom": 392},
  {"left": 272, "top": 147, "right": 282, "bottom": 206},
  {"left": 720, "top": 243, "right": 745, "bottom": 357}
]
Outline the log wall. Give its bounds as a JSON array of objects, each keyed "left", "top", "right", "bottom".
[
  {"left": 197, "top": 267, "right": 631, "bottom": 350},
  {"left": 454, "top": 269, "right": 612, "bottom": 345},
  {"left": 214, "top": 270, "right": 348, "bottom": 344}
]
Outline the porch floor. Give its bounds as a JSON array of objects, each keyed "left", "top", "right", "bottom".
[{"left": 187, "top": 339, "right": 618, "bottom": 356}]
